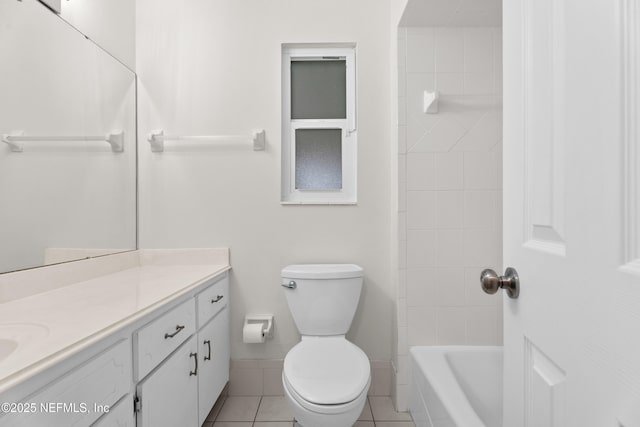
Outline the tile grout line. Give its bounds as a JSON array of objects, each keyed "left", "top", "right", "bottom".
[{"left": 252, "top": 396, "right": 262, "bottom": 426}]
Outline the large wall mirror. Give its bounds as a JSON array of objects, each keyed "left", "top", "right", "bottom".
[{"left": 0, "top": 0, "right": 137, "bottom": 273}]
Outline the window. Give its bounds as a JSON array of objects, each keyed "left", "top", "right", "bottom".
[{"left": 281, "top": 45, "right": 356, "bottom": 204}]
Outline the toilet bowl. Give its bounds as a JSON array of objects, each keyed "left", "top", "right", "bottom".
[{"left": 281, "top": 264, "right": 371, "bottom": 427}]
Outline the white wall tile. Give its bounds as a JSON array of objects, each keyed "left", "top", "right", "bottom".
[
  {"left": 398, "top": 31, "right": 407, "bottom": 69},
  {"left": 454, "top": 109, "right": 502, "bottom": 152},
  {"left": 398, "top": 96, "right": 407, "bottom": 125},
  {"left": 398, "top": 125, "right": 407, "bottom": 154},
  {"left": 396, "top": 26, "right": 503, "bottom": 363},
  {"left": 435, "top": 229, "right": 463, "bottom": 267},
  {"left": 463, "top": 228, "right": 500, "bottom": 267},
  {"left": 463, "top": 151, "right": 499, "bottom": 190},
  {"left": 435, "top": 152, "right": 464, "bottom": 190},
  {"left": 436, "top": 73, "right": 464, "bottom": 95},
  {"left": 464, "top": 72, "right": 494, "bottom": 95},
  {"left": 398, "top": 69, "right": 406, "bottom": 98},
  {"left": 399, "top": 240, "right": 407, "bottom": 269},
  {"left": 408, "top": 307, "right": 437, "bottom": 345},
  {"left": 398, "top": 326, "right": 408, "bottom": 355},
  {"left": 407, "top": 191, "right": 436, "bottom": 229},
  {"left": 398, "top": 269, "right": 407, "bottom": 298},
  {"left": 412, "top": 116, "right": 468, "bottom": 152},
  {"left": 407, "top": 230, "right": 436, "bottom": 267},
  {"left": 435, "top": 28, "right": 464, "bottom": 72},
  {"left": 397, "top": 298, "right": 407, "bottom": 326},
  {"left": 399, "top": 212, "right": 407, "bottom": 241},
  {"left": 464, "top": 190, "right": 499, "bottom": 229},
  {"left": 399, "top": 181, "right": 407, "bottom": 212},
  {"left": 435, "top": 268, "right": 465, "bottom": 306},
  {"left": 437, "top": 307, "right": 466, "bottom": 344},
  {"left": 398, "top": 154, "right": 407, "bottom": 183},
  {"left": 407, "top": 153, "right": 436, "bottom": 190},
  {"left": 396, "top": 355, "right": 408, "bottom": 386},
  {"left": 464, "top": 28, "right": 493, "bottom": 73},
  {"left": 407, "top": 30, "right": 436, "bottom": 72},
  {"left": 407, "top": 267, "right": 437, "bottom": 306},
  {"left": 466, "top": 306, "right": 499, "bottom": 345},
  {"left": 435, "top": 191, "right": 464, "bottom": 228}
]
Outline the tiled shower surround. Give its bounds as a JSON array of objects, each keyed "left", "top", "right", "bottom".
[{"left": 394, "top": 26, "right": 503, "bottom": 410}]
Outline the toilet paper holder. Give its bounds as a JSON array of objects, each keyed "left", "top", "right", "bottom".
[{"left": 244, "top": 315, "right": 274, "bottom": 339}]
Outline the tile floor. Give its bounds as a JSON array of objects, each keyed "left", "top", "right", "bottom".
[{"left": 202, "top": 395, "right": 416, "bottom": 427}]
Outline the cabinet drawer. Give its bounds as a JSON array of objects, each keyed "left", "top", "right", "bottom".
[
  {"left": 135, "top": 299, "right": 196, "bottom": 380},
  {"left": 196, "top": 274, "right": 229, "bottom": 328},
  {"left": 0, "top": 339, "right": 131, "bottom": 427},
  {"left": 92, "top": 394, "right": 134, "bottom": 427}
]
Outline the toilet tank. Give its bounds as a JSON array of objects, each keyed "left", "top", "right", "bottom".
[{"left": 282, "top": 264, "right": 364, "bottom": 336}]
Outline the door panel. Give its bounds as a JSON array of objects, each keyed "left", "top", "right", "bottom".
[
  {"left": 523, "top": 0, "right": 566, "bottom": 254},
  {"left": 504, "top": 0, "right": 640, "bottom": 425}
]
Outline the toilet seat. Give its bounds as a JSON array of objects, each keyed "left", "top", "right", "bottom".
[
  {"left": 283, "top": 371, "right": 370, "bottom": 416},
  {"left": 283, "top": 336, "right": 370, "bottom": 406}
]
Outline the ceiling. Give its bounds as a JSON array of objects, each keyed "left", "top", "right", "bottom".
[{"left": 399, "top": 0, "right": 502, "bottom": 27}]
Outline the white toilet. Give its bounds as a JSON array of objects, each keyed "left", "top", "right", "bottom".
[{"left": 281, "top": 264, "right": 370, "bottom": 427}]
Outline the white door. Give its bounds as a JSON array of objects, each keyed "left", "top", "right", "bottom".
[{"left": 503, "top": 0, "right": 640, "bottom": 425}]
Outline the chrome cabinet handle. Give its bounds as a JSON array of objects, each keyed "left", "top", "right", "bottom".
[
  {"left": 204, "top": 340, "right": 211, "bottom": 361},
  {"left": 189, "top": 352, "right": 198, "bottom": 376},
  {"left": 480, "top": 267, "right": 520, "bottom": 299},
  {"left": 281, "top": 280, "right": 297, "bottom": 289},
  {"left": 211, "top": 295, "right": 224, "bottom": 303},
  {"left": 164, "top": 324, "right": 185, "bottom": 339}
]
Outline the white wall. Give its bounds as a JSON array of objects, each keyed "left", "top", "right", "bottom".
[
  {"left": 0, "top": 0, "right": 136, "bottom": 273},
  {"left": 60, "top": 0, "right": 136, "bottom": 70},
  {"left": 137, "top": 0, "right": 393, "bottom": 362},
  {"left": 394, "top": 25, "right": 503, "bottom": 409}
]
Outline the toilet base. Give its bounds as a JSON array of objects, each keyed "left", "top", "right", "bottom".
[{"left": 283, "top": 373, "right": 370, "bottom": 427}]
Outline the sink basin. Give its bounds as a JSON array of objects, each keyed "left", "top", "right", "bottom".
[
  {"left": 0, "top": 323, "right": 49, "bottom": 361},
  {"left": 0, "top": 339, "right": 18, "bottom": 361}
]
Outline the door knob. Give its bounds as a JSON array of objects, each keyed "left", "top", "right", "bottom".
[{"left": 480, "top": 267, "right": 520, "bottom": 299}]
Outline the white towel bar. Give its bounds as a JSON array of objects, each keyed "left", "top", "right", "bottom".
[
  {"left": 2, "top": 130, "right": 124, "bottom": 152},
  {"left": 147, "top": 129, "right": 266, "bottom": 152}
]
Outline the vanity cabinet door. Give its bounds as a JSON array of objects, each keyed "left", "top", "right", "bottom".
[
  {"left": 92, "top": 394, "right": 134, "bottom": 427},
  {"left": 136, "top": 336, "right": 198, "bottom": 427},
  {"left": 197, "top": 306, "right": 230, "bottom": 425}
]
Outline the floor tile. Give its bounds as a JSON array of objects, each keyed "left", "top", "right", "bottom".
[
  {"left": 206, "top": 394, "right": 227, "bottom": 421},
  {"left": 255, "top": 396, "right": 294, "bottom": 421},
  {"left": 358, "top": 398, "right": 373, "bottom": 421},
  {"left": 253, "top": 422, "right": 294, "bottom": 427},
  {"left": 215, "top": 396, "right": 261, "bottom": 422},
  {"left": 375, "top": 422, "right": 416, "bottom": 427},
  {"left": 353, "top": 422, "right": 375, "bottom": 427},
  {"left": 212, "top": 423, "right": 252, "bottom": 427},
  {"left": 369, "top": 396, "right": 412, "bottom": 422}
]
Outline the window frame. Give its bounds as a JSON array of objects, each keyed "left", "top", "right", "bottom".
[{"left": 281, "top": 46, "right": 357, "bottom": 204}]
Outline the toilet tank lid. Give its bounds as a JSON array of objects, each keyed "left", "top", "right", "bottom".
[{"left": 281, "top": 264, "right": 363, "bottom": 279}]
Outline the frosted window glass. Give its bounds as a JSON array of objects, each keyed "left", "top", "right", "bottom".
[
  {"left": 291, "top": 60, "right": 346, "bottom": 119},
  {"left": 295, "top": 129, "right": 342, "bottom": 190}
]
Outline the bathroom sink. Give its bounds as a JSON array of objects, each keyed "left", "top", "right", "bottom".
[
  {"left": 0, "top": 339, "right": 18, "bottom": 361},
  {"left": 0, "top": 323, "right": 50, "bottom": 361}
]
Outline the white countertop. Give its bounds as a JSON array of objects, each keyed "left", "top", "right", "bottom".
[{"left": 0, "top": 249, "right": 230, "bottom": 393}]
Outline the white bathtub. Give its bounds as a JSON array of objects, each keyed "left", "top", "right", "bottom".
[{"left": 409, "top": 346, "right": 503, "bottom": 427}]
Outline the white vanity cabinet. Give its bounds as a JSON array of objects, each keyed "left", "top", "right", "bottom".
[
  {"left": 134, "top": 273, "right": 230, "bottom": 427},
  {"left": 92, "top": 395, "right": 135, "bottom": 427},
  {"left": 0, "top": 250, "right": 231, "bottom": 427},
  {"left": 196, "top": 273, "right": 230, "bottom": 424},
  {"left": 136, "top": 336, "right": 199, "bottom": 427},
  {"left": 0, "top": 339, "right": 131, "bottom": 427}
]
